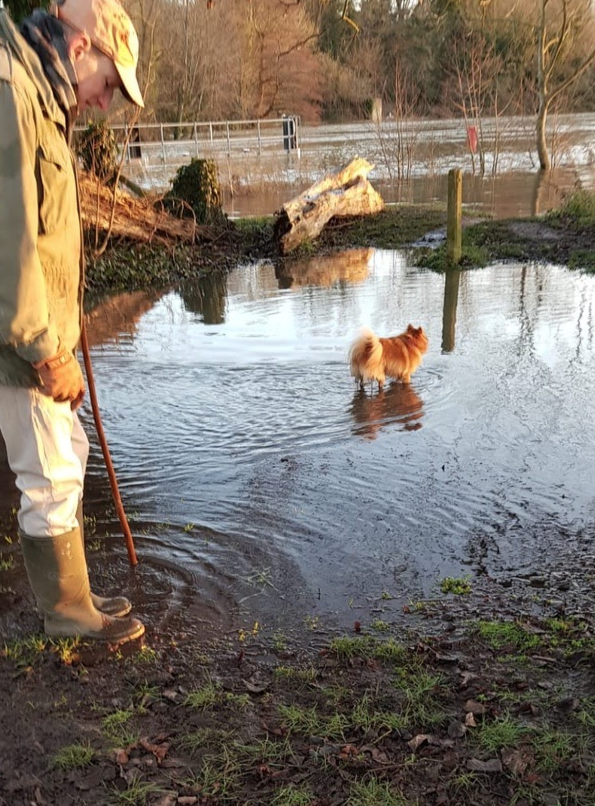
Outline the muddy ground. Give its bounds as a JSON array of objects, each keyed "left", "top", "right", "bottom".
[
  {"left": 1, "top": 206, "right": 595, "bottom": 806},
  {"left": 1, "top": 534, "right": 594, "bottom": 806}
]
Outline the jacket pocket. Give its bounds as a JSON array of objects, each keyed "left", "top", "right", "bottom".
[{"left": 38, "top": 139, "right": 73, "bottom": 235}]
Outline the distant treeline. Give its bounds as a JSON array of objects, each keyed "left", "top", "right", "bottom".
[{"left": 6, "top": 0, "right": 595, "bottom": 124}]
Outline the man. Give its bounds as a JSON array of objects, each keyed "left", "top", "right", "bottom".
[{"left": 0, "top": 0, "right": 145, "bottom": 643}]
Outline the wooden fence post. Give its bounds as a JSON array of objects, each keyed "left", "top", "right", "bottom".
[{"left": 446, "top": 168, "right": 462, "bottom": 263}]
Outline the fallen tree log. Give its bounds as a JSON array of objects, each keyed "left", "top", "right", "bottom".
[
  {"left": 79, "top": 174, "right": 213, "bottom": 246},
  {"left": 275, "top": 157, "right": 384, "bottom": 254}
]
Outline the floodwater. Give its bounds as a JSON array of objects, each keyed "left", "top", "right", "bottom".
[
  {"left": 224, "top": 168, "right": 580, "bottom": 221},
  {"left": 4, "top": 250, "right": 594, "bottom": 635},
  {"left": 125, "top": 114, "right": 595, "bottom": 219}
]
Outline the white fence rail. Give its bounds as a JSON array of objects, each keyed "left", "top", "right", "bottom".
[{"left": 74, "top": 116, "right": 301, "bottom": 167}]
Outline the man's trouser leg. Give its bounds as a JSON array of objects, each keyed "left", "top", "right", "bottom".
[
  {"left": 0, "top": 386, "right": 143, "bottom": 642},
  {"left": 70, "top": 423, "right": 132, "bottom": 617}
]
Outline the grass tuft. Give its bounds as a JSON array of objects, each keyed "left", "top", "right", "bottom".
[
  {"left": 347, "top": 776, "right": 415, "bottom": 806},
  {"left": 477, "top": 714, "right": 529, "bottom": 752},
  {"left": 50, "top": 742, "right": 95, "bottom": 770}
]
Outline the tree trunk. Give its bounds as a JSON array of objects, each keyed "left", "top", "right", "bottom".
[
  {"left": 536, "top": 99, "right": 550, "bottom": 171},
  {"left": 79, "top": 174, "right": 208, "bottom": 246},
  {"left": 275, "top": 158, "right": 384, "bottom": 254}
]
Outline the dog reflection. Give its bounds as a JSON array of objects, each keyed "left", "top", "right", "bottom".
[{"left": 350, "top": 383, "right": 424, "bottom": 440}]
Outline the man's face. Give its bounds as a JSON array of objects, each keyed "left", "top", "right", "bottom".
[{"left": 72, "top": 47, "right": 121, "bottom": 114}]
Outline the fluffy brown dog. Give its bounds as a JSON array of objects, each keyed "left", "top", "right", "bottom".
[{"left": 349, "top": 325, "right": 428, "bottom": 388}]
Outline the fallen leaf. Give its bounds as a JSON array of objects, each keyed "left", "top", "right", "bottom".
[
  {"left": 243, "top": 674, "right": 270, "bottom": 694},
  {"left": 460, "top": 671, "right": 479, "bottom": 687},
  {"left": 447, "top": 720, "right": 467, "bottom": 739},
  {"left": 464, "top": 699, "right": 487, "bottom": 715},
  {"left": 466, "top": 758, "right": 503, "bottom": 773},
  {"left": 114, "top": 749, "right": 129, "bottom": 765},
  {"left": 502, "top": 746, "right": 535, "bottom": 776},
  {"left": 139, "top": 738, "right": 170, "bottom": 764},
  {"left": 153, "top": 794, "right": 177, "bottom": 806},
  {"left": 408, "top": 734, "right": 431, "bottom": 751}
]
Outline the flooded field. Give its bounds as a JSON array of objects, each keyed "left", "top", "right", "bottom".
[
  {"left": 3, "top": 250, "right": 594, "bottom": 635},
  {"left": 124, "top": 115, "right": 595, "bottom": 219}
]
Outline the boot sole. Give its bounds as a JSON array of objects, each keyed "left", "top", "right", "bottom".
[{"left": 44, "top": 621, "right": 146, "bottom": 645}]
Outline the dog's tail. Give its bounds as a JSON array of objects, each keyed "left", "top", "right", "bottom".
[{"left": 349, "top": 327, "right": 383, "bottom": 381}]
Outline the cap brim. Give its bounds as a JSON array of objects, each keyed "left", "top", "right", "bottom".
[{"left": 115, "top": 62, "right": 144, "bottom": 108}]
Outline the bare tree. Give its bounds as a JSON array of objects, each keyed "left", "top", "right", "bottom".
[
  {"left": 536, "top": 0, "right": 595, "bottom": 169},
  {"left": 373, "top": 59, "right": 421, "bottom": 181},
  {"left": 231, "top": 0, "right": 324, "bottom": 120},
  {"left": 451, "top": 30, "right": 508, "bottom": 176},
  {"left": 126, "top": 0, "right": 164, "bottom": 117}
]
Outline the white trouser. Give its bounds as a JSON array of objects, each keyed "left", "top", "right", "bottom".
[{"left": 0, "top": 385, "right": 89, "bottom": 537}]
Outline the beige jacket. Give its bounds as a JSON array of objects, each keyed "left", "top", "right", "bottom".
[{"left": 0, "top": 9, "right": 82, "bottom": 388}]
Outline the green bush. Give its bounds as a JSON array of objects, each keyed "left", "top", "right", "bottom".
[
  {"left": 167, "top": 158, "right": 226, "bottom": 225},
  {"left": 553, "top": 189, "right": 595, "bottom": 229}
]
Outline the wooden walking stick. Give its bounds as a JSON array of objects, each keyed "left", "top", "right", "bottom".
[{"left": 80, "top": 320, "right": 138, "bottom": 567}]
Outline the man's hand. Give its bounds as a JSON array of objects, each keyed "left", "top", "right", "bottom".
[{"left": 33, "top": 350, "right": 86, "bottom": 410}]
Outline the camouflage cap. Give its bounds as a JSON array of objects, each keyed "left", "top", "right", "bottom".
[{"left": 51, "top": 0, "right": 144, "bottom": 107}]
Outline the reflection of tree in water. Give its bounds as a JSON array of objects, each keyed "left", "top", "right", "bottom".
[
  {"left": 350, "top": 383, "right": 424, "bottom": 440},
  {"left": 275, "top": 248, "right": 373, "bottom": 289},
  {"left": 85, "top": 289, "right": 166, "bottom": 347},
  {"left": 179, "top": 270, "right": 229, "bottom": 324}
]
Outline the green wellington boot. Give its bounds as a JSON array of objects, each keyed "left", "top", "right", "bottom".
[
  {"left": 76, "top": 503, "right": 133, "bottom": 618},
  {"left": 20, "top": 529, "right": 145, "bottom": 644}
]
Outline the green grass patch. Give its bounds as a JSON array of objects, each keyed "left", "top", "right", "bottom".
[
  {"left": 548, "top": 189, "right": 595, "bottom": 229},
  {"left": 320, "top": 205, "right": 447, "bottom": 250},
  {"left": 416, "top": 240, "right": 489, "bottom": 271},
  {"left": 476, "top": 620, "right": 542, "bottom": 653},
  {"left": 232, "top": 736, "right": 296, "bottom": 767},
  {"left": 567, "top": 249, "right": 595, "bottom": 272},
  {"left": 274, "top": 665, "right": 317, "bottom": 684},
  {"left": 278, "top": 704, "right": 348, "bottom": 740},
  {"left": 50, "top": 742, "right": 95, "bottom": 770},
  {"left": 110, "top": 780, "right": 164, "bottom": 805},
  {"left": 329, "top": 635, "right": 405, "bottom": 663},
  {"left": 0, "top": 555, "right": 16, "bottom": 571},
  {"left": 50, "top": 636, "right": 82, "bottom": 665},
  {"left": 477, "top": 714, "right": 529, "bottom": 752},
  {"left": 440, "top": 576, "right": 472, "bottom": 595},
  {"left": 102, "top": 709, "right": 138, "bottom": 747},
  {"left": 532, "top": 729, "right": 577, "bottom": 772},
  {"left": 184, "top": 755, "right": 242, "bottom": 800},
  {"left": 393, "top": 667, "right": 446, "bottom": 729},
  {"left": 184, "top": 679, "right": 221, "bottom": 710},
  {"left": 577, "top": 697, "right": 595, "bottom": 728},
  {"left": 370, "top": 619, "right": 391, "bottom": 632},
  {"left": 2, "top": 634, "right": 49, "bottom": 665},
  {"left": 271, "top": 786, "right": 314, "bottom": 806},
  {"left": 350, "top": 693, "right": 408, "bottom": 734},
  {"left": 347, "top": 776, "right": 415, "bottom": 806}
]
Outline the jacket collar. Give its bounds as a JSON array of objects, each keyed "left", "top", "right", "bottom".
[{"left": 0, "top": 7, "right": 67, "bottom": 131}]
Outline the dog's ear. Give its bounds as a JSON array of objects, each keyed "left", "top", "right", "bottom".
[{"left": 407, "top": 324, "right": 420, "bottom": 335}]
